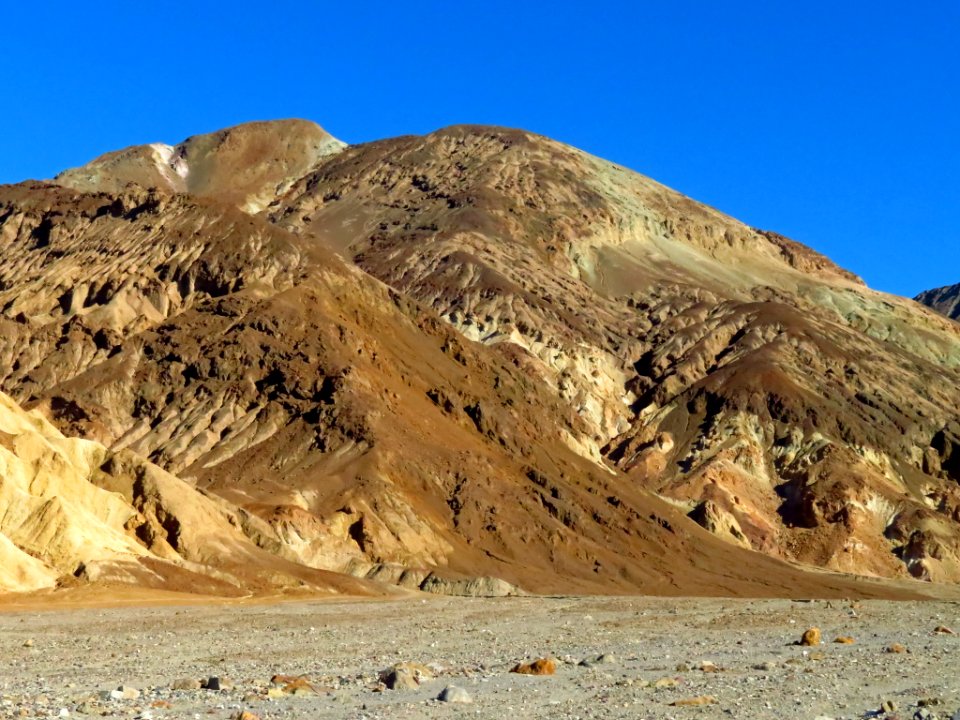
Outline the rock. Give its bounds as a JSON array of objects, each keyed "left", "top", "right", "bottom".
[
  {"left": 283, "top": 678, "right": 317, "bottom": 696},
  {"left": 800, "top": 627, "right": 821, "bottom": 646},
  {"left": 700, "top": 660, "right": 720, "bottom": 672},
  {"left": 833, "top": 636, "right": 855, "bottom": 644},
  {"left": 580, "top": 654, "right": 617, "bottom": 668},
  {"left": 171, "top": 678, "right": 202, "bottom": 691},
  {"left": 437, "top": 686, "right": 473, "bottom": 703},
  {"left": 101, "top": 686, "right": 139, "bottom": 701},
  {"left": 914, "top": 708, "right": 938, "bottom": 720},
  {"left": 22, "top": 639, "right": 33, "bottom": 647},
  {"left": 379, "top": 662, "right": 433, "bottom": 690},
  {"left": 202, "top": 676, "right": 233, "bottom": 691},
  {"left": 752, "top": 661, "right": 778, "bottom": 671},
  {"left": 886, "top": 643, "right": 908, "bottom": 653},
  {"left": 934, "top": 625, "right": 956, "bottom": 635},
  {"left": 231, "top": 713, "right": 260, "bottom": 720},
  {"left": 671, "top": 696, "right": 718, "bottom": 707},
  {"left": 510, "top": 658, "right": 556, "bottom": 676},
  {"left": 882, "top": 700, "right": 898, "bottom": 712},
  {"left": 653, "top": 677, "right": 679, "bottom": 689}
]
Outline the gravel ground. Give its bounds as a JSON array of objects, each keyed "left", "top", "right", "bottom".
[{"left": 2, "top": 595, "right": 960, "bottom": 719}]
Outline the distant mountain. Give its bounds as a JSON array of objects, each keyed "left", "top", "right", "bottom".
[
  {"left": 2, "top": 119, "right": 960, "bottom": 598},
  {"left": 916, "top": 284, "right": 960, "bottom": 320}
]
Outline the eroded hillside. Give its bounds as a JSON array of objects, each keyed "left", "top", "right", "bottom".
[{"left": 2, "top": 119, "right": 959, "bottom": 597}]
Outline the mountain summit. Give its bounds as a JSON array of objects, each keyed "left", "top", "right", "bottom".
[
  {"left": 1, "top": 119, "right": 959, "bottom": 598},
  {"left": 916, "top": 283, "right": 960, "bottom": 321}
]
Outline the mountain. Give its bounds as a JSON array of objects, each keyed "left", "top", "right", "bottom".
[
  {"left": 2, "top": 118, "right": 960, "bottom": 598},
  {"left": 916, "top": 284, "right": 960, "bottom": 320}
]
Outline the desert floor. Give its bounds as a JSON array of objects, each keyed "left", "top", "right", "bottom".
[{"left": 2, "top": 593, "right": 959, "bottom": 719}]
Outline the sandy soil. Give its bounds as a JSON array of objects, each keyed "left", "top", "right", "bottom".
[{"left": 2, "top": 594, "right": 960, "bottom": 719}]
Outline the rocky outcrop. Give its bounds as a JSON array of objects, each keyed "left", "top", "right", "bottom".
[{"left": 916, "top": 283, "right": 960, "bottom": 320}]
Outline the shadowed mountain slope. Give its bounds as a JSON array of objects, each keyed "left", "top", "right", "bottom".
[{"left": 917, "top": 284, "right": 960, "bottom": 321}]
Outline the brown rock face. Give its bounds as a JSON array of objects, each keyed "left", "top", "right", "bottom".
[{"left": 1, "top": 118, "right": 959, "bottom": 598}]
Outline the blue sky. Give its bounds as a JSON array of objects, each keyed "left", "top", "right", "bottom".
[{"left": 2, "top": 1, "right": 957, "bottom": 296}]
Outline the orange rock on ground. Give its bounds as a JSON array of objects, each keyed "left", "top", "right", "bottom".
[{"left": 511, "top": 658, "right": 557, "bottom": 676}]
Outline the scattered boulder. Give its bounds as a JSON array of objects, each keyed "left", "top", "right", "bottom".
[
  {"left": 437, "top": 686, "right": 473, "bottom": 703},
  {"left": 800, "top": 628, "right": 822, "bottom": 646},
  {"left": 511, "top": 658, "right": 556, "bottom": 676}
]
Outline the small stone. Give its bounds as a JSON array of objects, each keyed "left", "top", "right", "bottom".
[
  {"left": 881, "top": 700, "right": 897, "bottom": 712},
  {"left": 886, "top": 643, "right": 908, "bottom": 654},
  {"left": 231, "top": 712, "right": 260, "bottom": 720},
  {"left": 700, "top": 660, "right": 720, "bottom": 672},
  {"left": 150, "top": 700, "right": 172, "bottom": 709},
  {"left": 934, "top": 625, "right": 956, "bottom": 635},
  {"left": 653, "top": 677, "right": 679, "bottom": 689},
  {"left": 510, "top": 658, "right": 556, "bottom": 676},
  {"left": 437, "top": 686, "right": 473, "bottom": 704},
  {"left": 171, "top": 678, "right": 202, "bottom": 691},
  {"left": 800, "top": 627, "right": 821, "bottom": 646},
  {"left": 752, "top": 661, "right": 777, "bottom": 671},
  {"left": 833, "top": 636, "right": 855, "bottom": 644},
  {"left": 670, "top": 696, "right": 717, "bottom": 707},
  {"left": 22, "top": 639, "right": 33, "bottom": 648}
]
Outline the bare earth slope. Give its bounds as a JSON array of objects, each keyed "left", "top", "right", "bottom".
[
  {"left": 1, "top": 119, "right": 959, "bottom": 598},
  {"left": 917, "top": 283, "right": 960, "bottom": 320}
]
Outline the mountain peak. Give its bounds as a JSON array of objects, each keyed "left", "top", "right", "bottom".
[{"left": 55, "top": 118, "right": 345, "bottom": 213}]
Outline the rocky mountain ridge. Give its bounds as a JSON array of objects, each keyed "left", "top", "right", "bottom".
[
  {"left": 2, "top": 118, "right": 960, "bottom": 598},
  {"left": 916, "top": 283, "right": 960, "bottom": 320}
]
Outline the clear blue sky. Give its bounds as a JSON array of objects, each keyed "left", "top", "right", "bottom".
[{"left": 2, "top": 1, "right": 957, "bottom": 297}]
